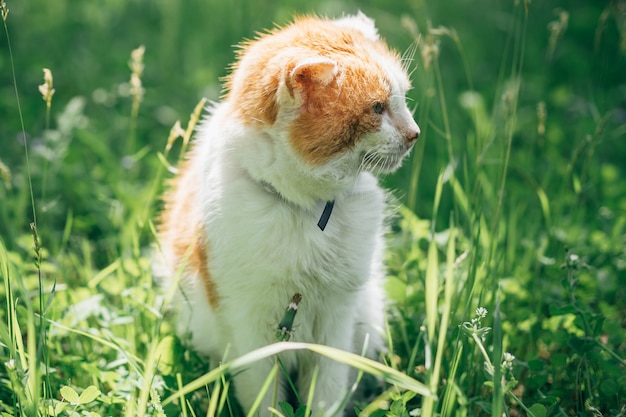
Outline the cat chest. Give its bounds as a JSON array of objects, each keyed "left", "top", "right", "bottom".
[{"left": 205, "top": 191, "right": 383, "bottom": 292}]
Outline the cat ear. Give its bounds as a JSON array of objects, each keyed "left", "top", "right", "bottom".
[
  {"left": 288, "top": 57, "right": 338, "bottom": 94},
  {"left": 333, "top": 12, "right": 380, "bottom": 41}
]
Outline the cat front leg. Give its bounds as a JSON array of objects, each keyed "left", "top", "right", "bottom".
[
  {"left": 223, "top": 303, "right": 296, "bottom": 416},
  {"left": 299, "top": 354, "right": 352, "bottom": 416},
  {"left": 295, "top": 306, "right": 357, "bottom": 416},
  {"left": 232, "top": 356, "right": 286, "bottom": 416}
]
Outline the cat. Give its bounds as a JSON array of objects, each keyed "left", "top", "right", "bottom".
[{"left": 156, "top": 12, "right": 420, "bottom": 415}]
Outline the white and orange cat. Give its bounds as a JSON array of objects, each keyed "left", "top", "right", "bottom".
[{"left": 156, "top": 12, "right": 420, "bottom": 415}]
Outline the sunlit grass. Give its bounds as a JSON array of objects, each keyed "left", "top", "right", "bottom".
[{"left": 1, "top": 0, "right": 625, "bottom": 416}]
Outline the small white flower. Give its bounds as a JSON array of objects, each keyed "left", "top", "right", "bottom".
[
  {"left": 475, "top": 307, "right": 488, "bottom": 319},
  {"left": 502, "top": 352, "right": 515, "bottom": 371}
]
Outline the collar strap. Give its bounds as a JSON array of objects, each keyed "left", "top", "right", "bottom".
[
  {"left": 259, "top": 179, "right": 334, "bottom": 231},
  {"left": 317, "top": 200, "right": 335, "bottom": 231}
]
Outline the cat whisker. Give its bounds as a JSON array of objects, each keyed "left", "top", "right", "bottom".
[
  {"left": 368, "top": 152, "right": 385, "bottom": 176},
  {"left": 362, "top": 150, "right": 382, "bottom": 174},
  {"left": 401, "top": 40, "right": 418, "bottom": 73},
  {"left": 378, "top": 155, "right": 389, "bottom": 176}
]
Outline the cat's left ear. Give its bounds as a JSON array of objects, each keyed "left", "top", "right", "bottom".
[{"left": 286, "top": 57, "right": 338, "bottom": 99}]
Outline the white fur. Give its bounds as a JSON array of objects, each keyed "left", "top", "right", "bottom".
[{"left": 157, "top": 14, "right": 418, "bottom": 416}]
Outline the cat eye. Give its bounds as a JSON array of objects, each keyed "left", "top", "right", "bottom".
[{"left": 372, "top": 102, "right": 385, "bottom": 115}]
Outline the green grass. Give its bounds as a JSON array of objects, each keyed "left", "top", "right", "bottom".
[{"left": 1, "top": 0, "right": 626, "bottom": 416}]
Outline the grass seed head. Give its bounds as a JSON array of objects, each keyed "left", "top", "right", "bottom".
[
  {"left": 129, "top": 45, "right": 145, "bottom": 107},
  {"left": 38, "top": 68, "right": 55, "bottom": 109},
  {"left": 1, "top": 1, "right": 8, "bottom": 21},
  {"left": 537, "top": 101, "right": 546, "bottom": 135},
  {"left": 0, "top": 159, "right": 10, "bottom": 189},
  {"left": 129, "top": 45, "right": 145, "bottom": 77},
  {"left": 166, "top": 120, "right": 185, "bottom": 153},
  {"left": 547, "top": 9, "right": 569, "bottom": 60}
]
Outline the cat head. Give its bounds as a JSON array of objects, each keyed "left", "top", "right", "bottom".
[{"left": 226, "top": 13, "right": 419, "bottom": 178}]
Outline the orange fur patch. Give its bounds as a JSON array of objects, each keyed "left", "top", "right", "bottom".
[
  {"left": 158, "top": 158, "right": 220, "bottom": 309},
  {"left": 224, "top": 16, "right": 405, "bottom": 165},
  {"left": 287, "top": 64, "right": 389, "bottom": 165},
  {"left": 189, "top": 229, "right": 218, "bottom": 309}
]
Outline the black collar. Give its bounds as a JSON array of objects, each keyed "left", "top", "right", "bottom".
[
  {"left": 317, "top": 200, "right": 335, "bottom": 231},
  {"left": 257, "top": 179, "right": 335, "bottom": 232}
]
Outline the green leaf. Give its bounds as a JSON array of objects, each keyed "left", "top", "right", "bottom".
[
  {"left": 49, "top": 402, "right": 67, "bottom": 416},
  {"left": 78, "top": 385, "right": 101, "bottom": 404},
  {"left": 155, "top": 335, "right": 177, "bottom": 375},
  {"left": 593, "top": 316, "right": 605, "bottom": 337},
  {"left": 294, "top": 405, "right": 309, "bottom": 417},
  {"left": 599, "top": 379, "right": 618, "bottom": 396},
  {"left": 548, "top": 305, "right": 577, "bottom": 316},
  {"left": 389, "top": 399, "right": 405, "bottom": 417},
  {"left": 551, "top": 353, "right": 567, "bottom": 368},
  {"left": 527, "top": 373, "right": 548, "bottom": 390},
  {"left": 279, "top": 401, "right": 294, "bottom": 417},
  {"left": 527, "top": 403, "right": 547, "bottom": 417},
  {"left": 504, "top": 379, "right": 518, "bottom": 393},
  {"left": 60, "top": 385, "right": 80, "bottom": 404},
  {"left": 527, "top": 359, "right": 544, "bottom": 371}
]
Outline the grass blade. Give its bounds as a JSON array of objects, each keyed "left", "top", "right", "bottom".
[{"left": 164, "top": 342, "right": 433, "bottom": 406}]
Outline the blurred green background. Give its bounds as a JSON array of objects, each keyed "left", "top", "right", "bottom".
[{"left": 1, "top": 0, "right": 626, "bottom": 414}]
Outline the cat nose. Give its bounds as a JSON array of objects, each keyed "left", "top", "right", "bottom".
[{"left": 405, "top": 123, "right": 420, "bottom": 145}]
